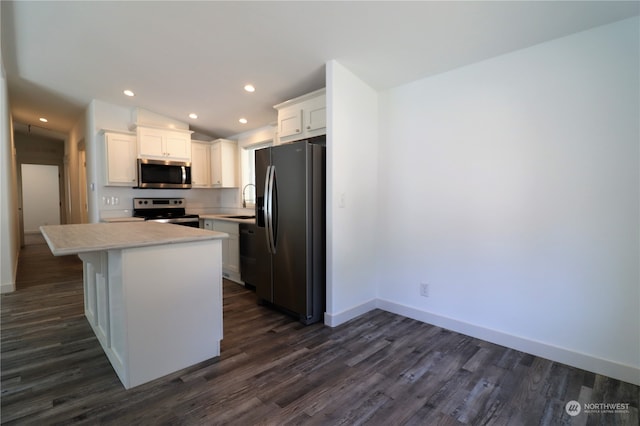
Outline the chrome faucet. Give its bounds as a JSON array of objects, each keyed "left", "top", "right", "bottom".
[{"left": 242, "top": 183, "right": 256, "bottom": 208}]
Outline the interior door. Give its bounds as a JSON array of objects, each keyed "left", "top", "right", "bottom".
[{"left": 21, "top": 164, "right": 61, "bottom": 233}]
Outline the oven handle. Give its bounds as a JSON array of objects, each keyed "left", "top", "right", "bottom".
[{"left": 147, "top": 217, "right": 199, "bottom": 224}]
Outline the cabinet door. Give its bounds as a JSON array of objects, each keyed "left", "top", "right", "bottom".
[
  {"left": 106, "top": 133, "right": 137, "bottom": 186},
  {"left": 138, "top": 128, "right": 165, "bottom": 159},
  {"left": 79, "top": 252, "right": 109, "bottom": 345},
  {"left": 165, "top": 132, "right": 191, "bottom": 161},
  {"left": 305, "top": 104, "right": 326, "bottom": 132},
  {"left": 210, "top": 143, "right": 222, "bottom": 186},
  {"left": 219, "top": 141, "right": 237, "bottom": 187},
  {"left": 227, "top": 234, "right": 240, "bottom": 275},
  {"left": 95, "top": 267, "right": 110, "bottom": 346},
  {"left": 279, "top": 108, "right": 303, "bottom": 139},
  {"left": 191, "top": 142, "right": 211, "bottom": 187},
  {"left": 210, "top": 140, "right": 237, "bottom": 188},
  {"left": 211, "top": 220, "right": 239, "bottom": 277}
]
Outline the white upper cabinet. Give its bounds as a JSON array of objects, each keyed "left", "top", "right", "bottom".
[
  {"left": 274, "top": 88, "right": 326, "bottom": 144},
  {"left": 104, "top": 132, "right": 137, "bottom": 186},
  {"left": 303, "top": 93, "right": 327, "bottom": 132},
  {"left": 137, "top": 126, "right": 192, "bottom": 161},
  {"left": 190, "top": 139, "right": 237, "bottom": 188},
  {"left": 211, "top": 139, "right": 237, "bottom": 188},
  {"left": 191, "top": 141, "right": 211, "bottom": 188},
  {"left": 278, "top": 108, "right": 303, "bottom": 140}
]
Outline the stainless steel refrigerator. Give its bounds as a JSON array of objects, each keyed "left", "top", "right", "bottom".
[{"left": 254, "top": 138, "right": 325, "bottom": 324}]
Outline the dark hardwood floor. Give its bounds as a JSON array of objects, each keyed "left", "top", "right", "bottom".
[{"left": 1, "top": 236, "right": 638, "bottom": 425}]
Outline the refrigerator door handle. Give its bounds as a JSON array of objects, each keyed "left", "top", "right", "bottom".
[
  {"left": 264, "top": 165, "right": 276, "bottom": 254},
  {"left": 264, "top": 165, "right": 272, "bottom": 253}
]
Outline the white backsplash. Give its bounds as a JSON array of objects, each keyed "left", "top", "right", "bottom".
[{"left": 98, "top": 186, "right": 249, "bottom": 220}]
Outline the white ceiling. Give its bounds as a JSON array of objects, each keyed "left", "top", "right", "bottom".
[{"left": 2, "top": 1, "right": 638, "bottom": 139}]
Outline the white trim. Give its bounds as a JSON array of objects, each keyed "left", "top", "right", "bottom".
[
  {"left": 273, "top": 88, "right": 326, "bottom": 110},
  {"left": 1, "top": 282, "right": 16, "bottom": 293},
  {"left": 323, "top": 298, "right": 377, "bottom": 327},
  {"left": 325, "top": 296, "right": 640, "bottom": 386},
  {"left": 0, "top": 254, "right": 18, "bottom": 293}
]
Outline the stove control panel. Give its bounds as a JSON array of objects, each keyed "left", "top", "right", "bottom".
[{"left": 133, "top": 198, "right": 185, "bottom": 209}]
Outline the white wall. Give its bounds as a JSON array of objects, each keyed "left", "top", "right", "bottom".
[
  {"left": 376, "top": 17, "right": 639, "bottom": 384},
  {"left": 325, "top": 60, "right": 380, "bottom": 325},
  {"left": 0, "top": 47, "right": 20, "bottom": 293}
]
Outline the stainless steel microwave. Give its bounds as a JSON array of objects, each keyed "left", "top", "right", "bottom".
[{"left": 137, "top": 158, "right": 192, "bottom": 189}]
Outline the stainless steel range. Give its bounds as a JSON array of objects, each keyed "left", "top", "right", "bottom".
[{"left": 133, "top": 198, "right": 199, "bottom": 227}]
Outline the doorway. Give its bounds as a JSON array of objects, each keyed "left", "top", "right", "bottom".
[
  {"left": 20, "top": 164, "right": 61, "bottom": 243},
  {"left": 14, "top": 127, "right": 66, "bottom": 246}
]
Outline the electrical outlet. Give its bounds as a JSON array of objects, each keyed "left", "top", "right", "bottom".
[{"left": 420, "top": 283, "right": 429, "bottom": 297}]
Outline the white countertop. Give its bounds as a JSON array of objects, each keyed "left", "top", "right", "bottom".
[
  {"left": 40, "top": 222, "right": 228, "bottom": 256},
  {"left": 199, "top": 214, "right": 256, "bottom": 224},
  {"left": 101, "top": 216, "right": 145, "bottom": 223}
]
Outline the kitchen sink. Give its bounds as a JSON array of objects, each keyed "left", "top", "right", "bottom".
[{"left": 222, "top": 215, "right": 255, "bottom": 220}]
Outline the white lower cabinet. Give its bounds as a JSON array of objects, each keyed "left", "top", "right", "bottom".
[
  {"left": 78, "top": 240, "right": 223, "bottom": 389},
  {"left": 203, "top": 219, "right": 241, "bottom": 283}
]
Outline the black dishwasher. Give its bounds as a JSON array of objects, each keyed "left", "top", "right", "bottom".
[{"left": 239, "top": 222, "right": 270, "bottom": 290}]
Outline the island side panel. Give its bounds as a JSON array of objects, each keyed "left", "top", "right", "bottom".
[
  {"left": 79, "top": 250, "right": 129, "bottom": 386},
  {"left": 119, "top": 239, "right": 223, "bottom": 389}
]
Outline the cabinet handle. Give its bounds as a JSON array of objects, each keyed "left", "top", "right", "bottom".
[
  {"left": 306, "top": 126, "right": 311, "bottom": 130},
  {"left": 296, "top": 129, "right": 300, "bottom": 132}
]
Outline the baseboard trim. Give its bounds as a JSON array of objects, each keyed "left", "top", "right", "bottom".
[
  {"left": 1, "top": 282, "right": 16, "bottom": 293},
  {"left": 1, "top": 251, "right": 18, "bottom": 293},
  {"left": 324, "top": 298, "right": 377, "bottom": 327},
  {"left": 375, "top": 298, "right": 639, "bottom": 386}
]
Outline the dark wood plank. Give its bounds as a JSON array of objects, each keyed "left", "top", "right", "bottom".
[{"left": 1, "top": 242, "right": 638, "bottom": 425}]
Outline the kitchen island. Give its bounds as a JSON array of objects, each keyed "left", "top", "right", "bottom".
[{"left": 40, "top": 222, "right": 228, "bottom": 389}]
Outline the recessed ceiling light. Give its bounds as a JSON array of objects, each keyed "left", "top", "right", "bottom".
[
  {"left": 188, "top": 113, "right": 198, "bottom": 119},
  {"left": 39, "top": 117, "right": 48, "bottom": 123},
  {"left": 123, "top": 89, "right": 135, "bottom": 97},
  {"left": 243, "top": 84, "right": 255, "bottom": 93},
  {"left": 239, "top": 118, "right": 248, "bottom": 124}
]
